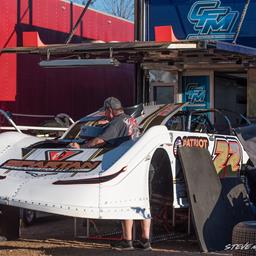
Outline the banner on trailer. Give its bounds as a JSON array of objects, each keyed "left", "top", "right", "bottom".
[
  {"left": 182, "top": 76, "right": 210, "bottom": 110},
  {"left": 146, "top": 0, "right": 256, "bottom": 47}
]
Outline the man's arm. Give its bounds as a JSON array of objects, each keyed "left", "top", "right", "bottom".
[
  {"left": 69, "top": 122, "right": 117, "bottom": 149},
  {"left": 84, "top": 137, "right": 105, "bottom": 148},
  {"left": 81, "top": 122, "right": 118, "bottom": 148},
  {"left": 84, "top": 123, "right": 118, "bottom": 148},
  {"left": 69, "top": 137, "right": 105, "bottom": 149}
]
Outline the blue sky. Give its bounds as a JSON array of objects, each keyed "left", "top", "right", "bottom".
[
  {"left": 72, "top": 0, "right": 134, "bottom": 20},
  {"left": 73, "top": 0, "right": 106, "bottom": 12},
  {"left": 91, "top": 1, "right": 105, "bottom": 11}
]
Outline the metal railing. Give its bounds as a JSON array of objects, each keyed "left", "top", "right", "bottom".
[{"left": 0, "top": 109, "right": 74, "bottom": 136}]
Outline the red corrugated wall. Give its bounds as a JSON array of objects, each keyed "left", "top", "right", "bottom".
[
  {"left": 0, "top": 0, "right": 135, "bottom": 119},
  {"left": 0, "top": 1, "right": 17, "bottom": 101},
  {"left": 18, "top": 0, "right": 134, "bottom": 43}
]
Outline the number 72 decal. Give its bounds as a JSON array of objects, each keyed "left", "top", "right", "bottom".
[{"left": 212, "top": 138, "right": 242, "bottom": 175}]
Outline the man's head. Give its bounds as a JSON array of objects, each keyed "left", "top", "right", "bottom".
[{"left": 103, "top": 97, "right": 123, "bottom": 120}]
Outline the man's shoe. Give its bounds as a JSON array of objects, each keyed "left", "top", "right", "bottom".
[
  {"left": 111, "top": 240, "right": 134, "bottom": 251},
  {"left": 133, "top": 239, "right": 152, "bottom": 251}
]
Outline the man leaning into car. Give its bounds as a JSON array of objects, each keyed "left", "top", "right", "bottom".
[{"left": 70, "top": 97, "right": 152, "bottom": 251}]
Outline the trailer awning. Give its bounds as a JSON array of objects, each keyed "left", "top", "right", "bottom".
[{"left": 1, "top": 40, "right": 256, "bottom": 71}]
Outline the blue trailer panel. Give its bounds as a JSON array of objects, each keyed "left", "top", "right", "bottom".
[{"left": 146, "top": 0, "right": 256, "bottom": 47}]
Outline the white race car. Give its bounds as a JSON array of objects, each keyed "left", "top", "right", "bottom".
[{"left": 0, "top": 104, "right": 252, "bottom": 221}]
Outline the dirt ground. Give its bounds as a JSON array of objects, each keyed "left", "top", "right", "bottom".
[{"left": 0, "top": 215, "right": 231, "bottom": 256}]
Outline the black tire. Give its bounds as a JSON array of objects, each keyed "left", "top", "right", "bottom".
[
  {"left": 22, "top": 209, "right": 36, "bottom": 226},
  {"left": 149, "top": 149, "right": 174, "bottom": 237},
  {"left": 0, "top": 206, "right": 20, "bottom": 240},
  {"left": 232, "top": 221, "right": 256, "bottom": 256}
]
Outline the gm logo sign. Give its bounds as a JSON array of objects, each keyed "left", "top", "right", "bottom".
[{"left": 187, "top": 0, "right": 239, "bottom": 40}]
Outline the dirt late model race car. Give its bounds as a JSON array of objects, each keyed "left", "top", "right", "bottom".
[{"left": 0, "top": 103, "right": 254, "bottom": 220}]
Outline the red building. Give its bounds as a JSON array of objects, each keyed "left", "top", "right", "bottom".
[{"left": 0, "top": 0, "right": 135, "bottom": 119}]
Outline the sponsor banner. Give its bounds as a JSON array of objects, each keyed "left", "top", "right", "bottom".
[
  {"left": 146, "top": 0, "right": 256, "bottom": 47},
  {"left": 182, "top": 76, "right": 210, "bottom": 110}
]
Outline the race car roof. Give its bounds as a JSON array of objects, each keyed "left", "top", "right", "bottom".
[{"left": 1, "top": 40, "right": 256, "bottom": 71}]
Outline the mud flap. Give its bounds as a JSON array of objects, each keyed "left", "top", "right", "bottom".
[{"left": 178, "top": 147, "right": 254, "bottom": 252}]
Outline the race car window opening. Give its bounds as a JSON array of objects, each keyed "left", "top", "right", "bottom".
[
  {"left": 165, "top": 110, "right": 235, "bottom": 134},
  {"left": 219, "top": 109, "right": 250, "bottom": 129},
  {"left": 188, "top": 109, "right": 233, "bottom": 135},
  {"left": 63, "top": 120, "right": 108, "bottom": 140},
  {"left": 63, "top": 122, "right": 84, "bottom": 140},
  {"left": 190, "top": 114, "right": 215, "bottom": 133},
  {"left": 62, "top": 121, "right": 132, "bottom": 148},
  {"left": 165, "top": 114, "right": 187, "bottom": 131}
]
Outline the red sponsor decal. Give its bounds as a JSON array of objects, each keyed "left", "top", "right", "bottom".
[
  {"left": 182, "top": 136, "right": 209, "bottom": 149},
  {"left": 46, "top": 150, "right": 81, "bottom": 161}
]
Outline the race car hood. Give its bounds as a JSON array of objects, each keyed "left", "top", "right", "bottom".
[{"left": 0, "top": 125, "right": 171, "bottom": 220}]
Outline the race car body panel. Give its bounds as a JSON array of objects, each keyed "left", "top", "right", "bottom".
[
  {"left": 0, "top": 132, "right": 43, "bottom": 165},
  {"left": 0, "top": 103, "right": 253, "bottom": 220},
  {"left": 168, "top": 130, "right": 248, "bottom": 208},
  {"left": 0, "top": 126, "right": 170, "bottom": 219}
]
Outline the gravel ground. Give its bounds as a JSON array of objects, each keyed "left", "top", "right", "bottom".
[{"left": 0, "top": 215, "right": 231, "bottom": 256}]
